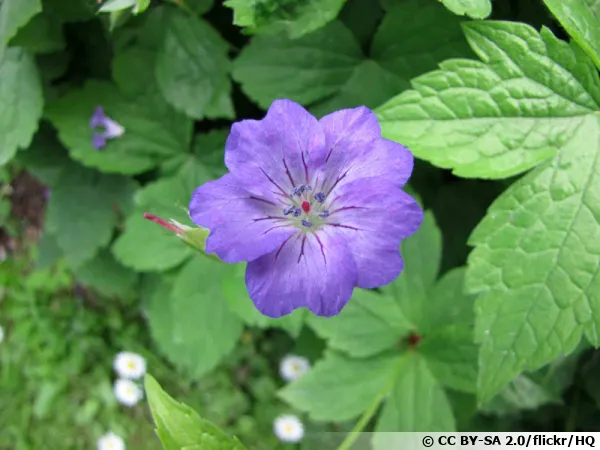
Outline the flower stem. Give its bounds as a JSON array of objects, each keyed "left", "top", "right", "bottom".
[
  {"left": 336, "top": 355, "right": 407, "bottom": 450},
  {"left": 143, "top": 213, "right": 184, "bottom": 236},
  {"left": 336, "top": 391, "right": 386, "bottom": 450}
]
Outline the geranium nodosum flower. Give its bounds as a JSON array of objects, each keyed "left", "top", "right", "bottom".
[
  {"left": 189, "top": 100, "right": 423, "bottom": 317},
  {"left": 274, "top": 415, "right": 304, "bottom": 443},
  {"left": 280, "top": 355, "right": 310, "bottom": 382},
  {"left": 113, "top": 352, "right": 146, "bottom": 380},
  {"left": 97, "top": 432, "right": 125, "bottom": 450},
  {"left": 89, "top": 106, "right": 125, "bottom": 150},
  {"left": 114, "top": 379, "right": 143, "bottom": 407}
]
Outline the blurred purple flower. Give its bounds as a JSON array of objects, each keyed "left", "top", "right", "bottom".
[
  {"left": 189, "top": 100, "right": 423, "bottom": 318},
  {"left": 89, "top": 106, "right": 125, "bottom": 150}
]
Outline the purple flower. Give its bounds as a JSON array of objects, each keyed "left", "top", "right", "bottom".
[
  {"left": 189, "top": 100, "right": 423, "bottom": 318},
  {"left": 89, "top": 106, "right": 125, "bottom": 150}
]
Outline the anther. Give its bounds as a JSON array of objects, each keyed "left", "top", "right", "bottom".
[
  {"left": 283, "top": 205, "right": 296, "bottom": 216},
  {"left": 293, "top": 208, "right": 301, "bottom": 217},
  {"left": 319, "top": 210, "right": 329, "bottom": 218},
  {"left": 301, "top": 220, "right": 312, "bottom": 227},
  {"left": 314, "top": 192, "right": 325, "bottom": 203}
]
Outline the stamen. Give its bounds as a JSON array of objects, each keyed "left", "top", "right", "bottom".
[
  {"left": 293, "top": 208, "right": 301, "bottom": 217},
  {"left": 292, "top": 184, "right": 313, "bottom": 197},
  {"left": 314, "top": 192, "right": 325, "bottom": 203},
  {"left": 301, "top": 201, "right": 311, "bottom": 214},
  {"left": 283, "top": 205, "right": 296, "bottom": 216},
  {"left": 319, "top": 210, "right": 329, "bottom": 218},
  {"left": 301, "top": 220, "right": 312, "bottom": 227}
]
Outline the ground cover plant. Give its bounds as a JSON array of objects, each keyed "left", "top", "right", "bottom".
[{"left": 1, "top": 0, "right": 600, "bottom": 449}]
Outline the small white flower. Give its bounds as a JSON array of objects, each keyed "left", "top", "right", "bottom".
[
  {"left": 280, "top": 355, "right": 310, "bottom": 382},
  {"left": 97, "top": 432, "right": 125, "bottom": 450},
  {"left": 0, "top": 325, "right": 4, "bottom": 343},
  {"left": 114, "top": 379, "right": 143, "bottom": 407},
  {"left": 113, "top": 352, "right": 146, "bottom": 380},
  {"left": 274, "top": 415, "right": 304, "bottom": 443}
]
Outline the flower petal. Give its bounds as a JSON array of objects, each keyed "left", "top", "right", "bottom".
[
  {"left": 189, "top": 174, "right": 296, "bottom": 263},
  {"left": 90, "top": 106, "right": 106, "bottom": 128},
  {"left": 246, "top": 229, "right": 357, "bottom": 318},
  {"left": 326, "top": 178, "right": 423, "bottom": 288},
  {"left": 224, "top": 99, "right": 327, "bottom": 198},
  {"left": 318, "top": 106, "right": 413, "bottom": 194},
  {"left": 92, "top": 133, "right": 106, "bottom": 150},
  {"left": 103, "top": 117, "right": 125, "bottom": 139}
]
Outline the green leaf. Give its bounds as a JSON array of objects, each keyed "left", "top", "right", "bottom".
[
  {"left": 98, "top": 0, "right": 136, "bottom": 12},
  {"left": 36, "top": 232, "right": 62, "bottom": 270},
  {"left": 376, "top": 21, "right": 600, "bottom": 179},
  {"left": 45, "top": 164, "right": 138, "bottom": 266},
  {"left": 9, "top": 10, "right": 65, "bottom": 54},
  {"left": 375, "top": 353, "right": 455, "bottom": 434},
  {"left": 466, "top": 114, "right": 600, "bottom": 402},
  {"left": 224, "top": 0, "right": 348, "bottom": 39},
  {"left": 233, "top": 21, "right": 362, "bottom": 110},
  {"left": 291, "top": 211, "right": 477, "bottom": 432},
  {"left": 145, "top": 374, "right": 247, "bottom": 449},
  {"left": 46, "top": 79, "right": 192, "bottom": 174},
  {"left": 16, "top": 124, "right": 70, "bottom": 187},
  {"left": 279, "top": 351, "right": 401, "bottom": 421},
  {"left": 187, "top": 0, "right": 214, "bottom": 15},
  {"left": 155, "top": 11, "right": 233, "bottom": 119},
  {"left": 369, "top": 0, "right": 474, "bottom": 94},
  {"left": 438, "top": 0, "right": 491, "bottom": 19},
  {"left": 222, "top": 262, "right": 306, "bottom": 337},
  {"left": 73, "top": 249, "right": 138, "bottom": 297},
  {"left": 234, "top": 2, "right": 472, "bottom": 116},
  {"left": 148, "top": 257, "right": 244, "bottom": 379},
  {"left": 0, "top": 48, "right": 43, "bottom": 165},
  {"left": 417, "top": 268, "right": 479, "bottom": 393},
  {"left": 339, "top": 0, "right": 383, "bottom": 48},
  {"left": 543, "top": 0, "right": 600, "bottom": 71},
  {"left": 0, "top": 0, "right": 41, "bottom": 45},
  {"left": 133, "top": 0, "right": 151, "bottom": 14},
  {"left": 112, "top": 176, "right": 195, "bottom": 272},
  {"left": 309, "top": 289, "right": 412, "bottom": 358},
  {"left": 161, "top": 129, "right": 228, "bottom": 178},
  {"left": 480, "top": 374, "right": 561, "bottom": 416},
  {"left": 42, "top": 0, "right": 95, "bottom": 23},
  {"left": 308, "top": 211, "right": 441, "bottom": 357}
]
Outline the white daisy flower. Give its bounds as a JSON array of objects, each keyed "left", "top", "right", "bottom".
[
  {"left": 97, "top": 432, "right": 125, "bottom": 450},
  {"left": 113, "top": 352, "right": 146, "bottom": 380},
  {"left": 114, "top": 379, "right": 143, "bottom": 407},
  {"left": 279, "top": 355, "right": 310, "bottom": 382},
  {"left": 274, "top": 415, "right": 304, "bottom": 443}
]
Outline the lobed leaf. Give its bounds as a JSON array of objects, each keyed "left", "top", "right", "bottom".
[
  {"left": 543, "top": 0, "right": 600, "bottom": 70},
  {"left": 466, "top": 114, "right": 600, "bottom": 402},
  {"left": 0, "top": 48, "right": 43, "bottom": 165},
  {"left": 147, "top": 257, "right": 244, "bottom": 379},
  {"left": 376, "top": 21, "right": 600, "bottom": 178}
]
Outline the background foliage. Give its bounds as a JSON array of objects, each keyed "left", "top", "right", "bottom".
[{"left": 1, "top": 0, "right": 600, "bottom": 448}]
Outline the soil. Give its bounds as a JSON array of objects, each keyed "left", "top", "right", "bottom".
[{"left": 0, "top": 171, "right": 48, "bottom": 259}]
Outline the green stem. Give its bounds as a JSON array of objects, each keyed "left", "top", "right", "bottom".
[
  {"left": 336, "top": 391, "right": 386, "bottom": 450},
  {"left": 336, "top": 355, "right": 406, "bottom": 450}
]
